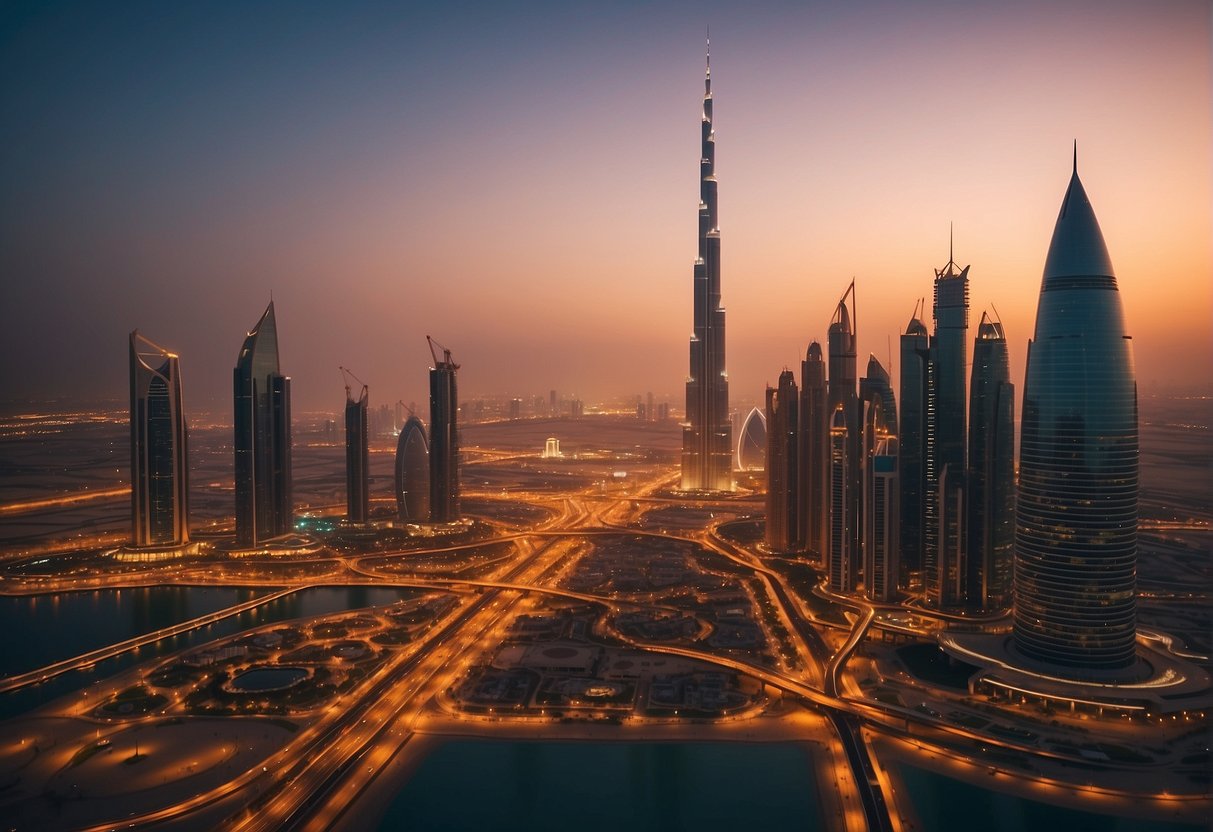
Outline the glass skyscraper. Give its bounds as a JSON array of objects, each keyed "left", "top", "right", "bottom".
[
  {"left": 1014, "top": 153, "right": 1138, "bottom": 673},
  {"left": 129, "top": 331, "right": 189, "bottom": 547},
  {"left": 799, "top": 341, "right": 828, "bottom": 561},
  {"left": 234, "top": 302, "right": 292, "bottom": 545},
  {"left": 428, "top": 339, "right": 460, "bottom": 523},
  {"left": 681, "top": 41, "right": 733, "bottom": 492},
  {"left": 345, "top": 383, "right": 369, "bottom": 525},
  {"left": 898, "top": 311, "right": 928, "bottom": 588},
  {"left": 765, "top": 369, "right": 799, "bottom": 553},
  {"left": 967, "top": 312, "right": 1015, "bottom": 610},
  {"left": 395, "top": 415, "right": 430, "bottom": 523}
]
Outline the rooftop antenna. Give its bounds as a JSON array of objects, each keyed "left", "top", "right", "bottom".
[{"left": 1073, "top": 139, "right": 1078, "bottom": 174}]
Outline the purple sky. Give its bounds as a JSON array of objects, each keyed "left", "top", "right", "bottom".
[{"left": 2, "top": 1, "right": 1209, "bottom": 418}]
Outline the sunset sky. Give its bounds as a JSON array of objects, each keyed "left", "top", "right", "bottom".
[{"left": 2, "top": 1, "right": 1209, "bottom": 417}]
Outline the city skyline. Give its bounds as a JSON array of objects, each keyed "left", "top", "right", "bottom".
[{"left": 1, "top": 2, "right": 1209, "bottom": 416}]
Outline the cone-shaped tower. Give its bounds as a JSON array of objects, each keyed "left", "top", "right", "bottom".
[
  {"left": 1014, "top": 153, "right": 1138, "bottom": 674},
  {"left": 681, "top": 38, "right": 733, "bottom": 491}
]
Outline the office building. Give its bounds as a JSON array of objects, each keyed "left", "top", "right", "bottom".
[
  {"left": 765, "top": 370, "right": 799, "bottom": 552},
  {"left": 1014, "top": 152, "right": 1138, "bottom": 673},
  {"left": 234, "top": 302, "right": 292, "bottom": 545},
  {"left": 395, "top": 415, "right": 430, "bottom": 522},
  {"left": 129, "top": 331, "right": 189, "bottom": 547},
  {"left": 967, "top": 312, "right": 1015, "bottom": 610},
  {"left": 428, "top": 337, "right": 460, "bottom": 522}
]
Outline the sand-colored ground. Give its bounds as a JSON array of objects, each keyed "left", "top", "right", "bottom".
[{"left": 0, "top": 715, "right": 295, "bottom": 831}]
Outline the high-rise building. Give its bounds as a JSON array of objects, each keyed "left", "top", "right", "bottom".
[
  {"left": 898, "top": 310, "right": 929, "bottom": 589},
  {"left": 967, "top": 311, "right": 1015, "bottom": 610},
  {"left": 234, "top": 302, "right": 292, "bottom": 545},
  {"left": 1014, "top": 152, "right": 1138, "bottom": 673},
  {"left": 799, "top": 342, "right": 828, "bottom": 560},
  {"left": 860, "top": 354, "right": 896, "bottom": 447},
  {"left": 737, "top": 407, "right": 767, "bottom": 471},
  {"left": 765, "top": 370, "right": 800, "bottom": 552},
  {"left": 395, "top": 415, "right": 430, "bottom": 522},
  {"left": 680, "top": 41, "right": 733, "bottom": 492},
  {"left": 428, "top": 337, "right": 460, "bottom": 523},
  {"left": 863, "top": 388, "right": 898, "bottom": 602},
  {"left": 924, "top": 237, "right": 970, "bottom": 607},
  {"left": 129, "top": 331, "right": 189, "bottom": 547},
  {"left": 827, "top": 282, "right": 860, "bottom": 590},
  {"left": 827, "top": 407, "right": 854, "bottom": 593},
  {"left": 345, "top": 382, "right": 369, "bottom": 524}
]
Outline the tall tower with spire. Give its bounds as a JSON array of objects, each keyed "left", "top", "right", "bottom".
[
  {"left": 1014, "top": 149, "right": 1138, "bottom": 675},
  {"left": 681, "top": 36, "right": 733, "bottom": 492}
]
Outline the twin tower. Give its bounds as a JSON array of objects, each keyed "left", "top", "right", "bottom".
[
  {"left": 679, "top": 52, "right": 1138, "bottom": 674},
  {"left": 130, "top": 305, "right": 463, "bottom": 555}
]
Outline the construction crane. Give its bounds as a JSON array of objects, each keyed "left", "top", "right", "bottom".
[
  {"left": 338, "top": 366, "right": 368, "bottom": 403},
  {"left": 426, "top": 335, "right": 458, "bottom": 369},
  {"left": 397, "top": 399, "right": 415, "bottom": 419}
]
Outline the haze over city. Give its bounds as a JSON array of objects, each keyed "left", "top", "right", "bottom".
[{"left": 2, "top": 0, "right": 1209, "bottom": 413}]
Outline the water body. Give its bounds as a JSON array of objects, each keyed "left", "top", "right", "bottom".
[
  {"left": 895, "top": 763, "right": 1205, "bottom": 832},
  {"left": 0, "top": 585, "right": 420, "bottom": 722},
  {"left": 230, "top": 666, "right": 308, "bottom": 692},
  {"left": 377, "top": 740, "right": 825, "bottom": 831}
]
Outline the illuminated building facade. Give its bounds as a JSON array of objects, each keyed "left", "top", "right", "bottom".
[
  {"left": 345, "top": 383, "right": 369, "bottom": 524},
  {"left": 395, "top": 415, "right": 430, "bottom": 522},
  {"left": 967, "top": 312, "right": 1015, "bottom": 610},
  {"left": 799, "top": 341, "right": 828, "bottom": 560},
  {"left": 898, "top": 311, "right": 928, "bottom": 588},
  {"left": 129, "top": 330, "right": 189, "bottom": 547},
  {"left": 428, "top": 338, "right": 460, "bottom": 523},
  {"left": 680, "top": 41, "right": 733, "bottom": 492},
  {"left": 765, "top": 370, "right": 799, "bottom": 552},
  {"left": 827, "top": 407, "right": 854, "bottom": 593},
  {"left": 737, "top": 407, "right": 767, "bottom": 471},
  {"left": 924, "top": 240, "right": 970, "bottom": 607},
  {"left": 234, "top": 302, "right": 293, "bottom": 545},
  {"left": 863, "top": 388, "right": 898, "bottom": 602},
  {"left": 1014, "top": 154, "right": 1138, "bottom": 673},
  {"left": 827, "top": 283, "right": 860, "bottom": 589}
]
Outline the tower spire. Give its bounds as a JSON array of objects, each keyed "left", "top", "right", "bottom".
[{"left": 1073, "top": 139, "right": 1077, "bottom": 174}]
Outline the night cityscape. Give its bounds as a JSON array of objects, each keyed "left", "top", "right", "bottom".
[{"left": 1, "top": 2, "right": 1210, "bottom": 831}]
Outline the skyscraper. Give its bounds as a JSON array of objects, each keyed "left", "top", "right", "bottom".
[
  {"left": 680, "top": 40, "right": 733, "bottom": 492},
  {"left": 765, "top": 370, "right": 799, "bottom": 552},
  {"left": 129, "top": 331, "right": 189, "bottom": 547},
  {"left": 827, "top": 407, "right": 854, "bottom": 593},
  {"left": 345, "top": 381, "right": 369, "bottom": 525},
  {"left": 234, "top": 302, "right": 292, "bottom": 546},
  {"left": 898, "top": 309, "right": 929, "bottom": 588},
  {"left": 428, "top": 337, "right": 460, "bottom": 523},
  {"left": 395, "top": 415, "right": 430, "bottom": 523},
  {"left": 863, "top": 385, "right": 898, "bottom": 602},
  {"left": 1014, "top": 152, "right": 1138, "bottom": 673},
  {"left": 799, "top": 342, "right": 828, "bottom": 560},
  {"left": 967, "top": 312, "right": 1015, "bottom": 610},
  {"left": 924, "top": 237, "right": 970, "bottom": 607},
  {"left": 827, "top": 282, "right": 860, "bottom": 590}
]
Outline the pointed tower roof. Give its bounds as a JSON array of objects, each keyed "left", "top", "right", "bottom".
[
  {"left": 976, "top": 310, "right": 1005, "bottom": 341},
  {"left": 807, "top": 341, "right": 823, "bottom": 361},
  {"left": 865, "top": 354, "right": 889, "bottom": 383},
  {"left": 1042, "top": 148, "right": 1115, "bottom": 284}
]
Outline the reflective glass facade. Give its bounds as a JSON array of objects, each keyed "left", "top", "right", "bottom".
[
  {"left": 395, "top": 416, "right": 430, "bottom": 522},
  {"left": 429, "top": 358, "right": 460, "bottom": 522},
  {"left": 345, "top": 387, "right": 369, "bottom": 524},
  {"left": 234, "top": 302, "right": 293, "bottom": 545},
  {"left": 681, "top": 47, "right": 733, "bottom": 491},
  {"left": 129, "top": 331, "right": 189, "bottom": 546},
  {"left": 799, "top": 342, "right": 828, "bottom": 560},
  {"left": 765, "top": 370, "right": 799, "bottom": 552},
  {"left": 1014, "top": 164, "right": 1138, "bottom": 673},
  {"left": 967, "top": 313, "right": 1015, "bottom": 610}
]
